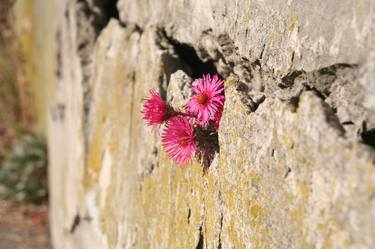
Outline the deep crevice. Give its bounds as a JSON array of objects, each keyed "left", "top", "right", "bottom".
[
  {"left": 288, "top": 96, "right": 300, "bottom": 111},
  {"left": 195, "top": 127, "right": 220, "bottom": 171},
  {"left": 290, "top": 51, "right": 295, "bottom": 63},
  {"left": 76, "top": 0, "right": 119, "bottom": 39},
  {"left": 280, "top": 70, "right": 304, "bottom": 88},
  {"left": 217, "top": 214, "right": 223, "bottom": 249},
  {"left": 245, "top": 95, "right": 266, "bottom": 112},
  {"left": 156, "top": 29, "right": 222, "bottom": 170},
  {"left": 161, "top": 29, "right": 219, "bottom": 79},
  {"left": 187, "top": 208, "right": 191, "bottom": 224},
  {"left": 362, "top": 129, "right": 375, "bottom": 148},
  {"left": 302, "top": 84, "right": 327, "bottom": 100},
  {"left": 361, "top": 122, "right": 375, "bottom": 149},
  {"left": 284, "top": 167, "right": 292, "bottom": 179},
  {"left": 259, "top": 43, "right": 266, "bottom": 60},
  {"left": 234, "top": 80, "right": 266, "bottom": 113},
  {"left": 286, "top": 82, "right": 332, "bottom": 112},
  {"left": 70, "top": 215, "right": 81, "bottom": 234},
  {"left": 101, "top": 0, "right": 119, "bottom": 21},
  {"left": 196, "top": 225, "right": 204, "bottom": 249},
  {"left": 342, "top": 121, "right": 354, "bottom": 126}
]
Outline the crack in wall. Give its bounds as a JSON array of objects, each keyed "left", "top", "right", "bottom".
[
  {"left": 217, "top": 214, "right": 223, "bottom": 249},
  {"left": 156, "top": 28, "right": 219, "bottom": 83},
  {"left": 194, "top": 30, "right": 366, "bottom": 141},
  {"left": 58, "top": 0, "right": 122, "bottom": 233},
  {"left": 210, "top": 35, "right": 363, "bottom": 142},
  {"left": 70, "top": 214, "right": 81, "bottom": 233},
  {"left": 156, "top": 27, "right": 375, "bottom": 166},
  {"left": 70, "top": 0, "right": 120, "bottom": 163},
  {"left": 361, "top": 121, "right": 375, "bottom": 149},
  {"left": 279, "top": 63, "right": 358, "bottom": 98},
  {"left": 195, "top": 225, "right": 204, "bottom": 249}
]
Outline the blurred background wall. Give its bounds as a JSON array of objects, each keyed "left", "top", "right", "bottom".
[{"left": 0, "top": 1, "right": 56, "bottom": 248}]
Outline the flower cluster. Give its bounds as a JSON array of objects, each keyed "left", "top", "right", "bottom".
[{"left": 141, "top": 74, "right": 225, "bottom": 166}]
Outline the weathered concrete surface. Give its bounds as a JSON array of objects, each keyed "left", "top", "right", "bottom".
[
  {"left": 118, "top": 0, "right": 375, "bottom": 75},
  {"left": 47, "top": 0, "right": 375, "bottom": 248}
]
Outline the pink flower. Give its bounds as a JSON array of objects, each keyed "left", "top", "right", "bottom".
[
  {"left": 162, "top": 116, "right": 196, "bottom": 165},
  {"left": 142, "top": 90, "right": 168, "bottom": 126},
  {"left": 187, "top": 74, "right": 225, "bottom": 126},
  {"left": 213, "top": 108, "right": 223, "bottom": 131}
]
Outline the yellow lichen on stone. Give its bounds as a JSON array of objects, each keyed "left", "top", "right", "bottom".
[
  {"left": 288, "top": 16, "right": 298, "bottom": 31},
  {"left": 84, "top": 105, "right": 106, "bottom": 190},
  {"left": 137, "top": 152, "right": 206, "bottom": 248}
]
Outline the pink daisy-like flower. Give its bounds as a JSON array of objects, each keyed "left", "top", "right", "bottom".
[
  {"left": 187, "top": 74, "right": 225, "bottom": 126},
  {"left": 142, "top": 90, "right": 168, "bottom": 126},
  {"left": 162, "top": 116, "right": 197, "bottom": 165}
]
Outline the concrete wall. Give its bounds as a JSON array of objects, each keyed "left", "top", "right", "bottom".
[{"left": 46, "top": 0, "right": 375, "bottom": 248}]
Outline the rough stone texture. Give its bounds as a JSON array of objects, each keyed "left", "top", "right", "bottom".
[
  {"left": 167, "top": 70, "right": 193, "bottom": 109},
  {"left": 47, "top": 0, "right": 375, "bottom": 248}
]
